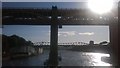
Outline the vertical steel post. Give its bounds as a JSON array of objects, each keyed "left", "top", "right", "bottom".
[
  {"left": 48, "top": 6, "right": 58, "bottom": 67},
  {"left": 109, "top": 19, "right": 118, "bottom": 66}
]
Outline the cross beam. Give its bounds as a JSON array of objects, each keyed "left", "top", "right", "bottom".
[{"left": 3, "top": 8, "right": 117, "bottom": 25}]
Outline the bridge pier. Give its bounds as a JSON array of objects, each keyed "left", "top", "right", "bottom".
[
  {"left": 48, "top": 6, "right": 58, "bottom": 67},
  {"left": 109, "top": 19, "right": 118, "bottom": 65}
]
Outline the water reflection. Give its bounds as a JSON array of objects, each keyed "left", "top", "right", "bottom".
[
  {"left": 83, "top": 52, "right": 111, "bottom": 66},
  {"left": 3, "top": 50, "right": 112, "bottom": 66}
]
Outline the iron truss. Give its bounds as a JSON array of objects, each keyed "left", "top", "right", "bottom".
[{"left": 2, "top": 8, "right": 117, "bottom": 25}]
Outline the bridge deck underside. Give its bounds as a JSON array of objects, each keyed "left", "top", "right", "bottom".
[{"left": 2, "top": 9, "right": 117, "bottom": 25}]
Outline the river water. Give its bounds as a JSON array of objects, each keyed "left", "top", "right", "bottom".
[{"left": 2, "top": 50, "right": 112, "bottom": 67}]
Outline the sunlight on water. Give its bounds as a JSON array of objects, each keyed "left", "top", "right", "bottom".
[{"left": 83, "top": 52, "right": 112, "bottom": 66}]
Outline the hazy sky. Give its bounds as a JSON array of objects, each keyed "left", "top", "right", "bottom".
[
  {"left": 2, "top": 2, "right": 111, "bottom": 44},
  {"left": 2, "top": 25, "right": 109, "bottom": 44},
  {"left": 2, "top": 2, "right": 89, "bottom": 9}
]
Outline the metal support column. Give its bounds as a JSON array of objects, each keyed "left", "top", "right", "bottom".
[
  {"left": 109, "top": 19, "right": 118, "bottom": 66},
  {"left": 48, "top": 6, "right": 58, "bottom": 67}
]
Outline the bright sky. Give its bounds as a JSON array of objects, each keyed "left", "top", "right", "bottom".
[
  {"left": 2, "top": 2, "right": 89, "bottom": 9},
  {"left": 2, "top": 25, "right": 109, "bottom": 44},
  {"left": 2, "top": 2, "right": 113, "bottom": 44}
]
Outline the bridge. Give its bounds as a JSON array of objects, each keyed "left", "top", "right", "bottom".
[
  {"left": 2, "top": 6, "right": 119, "bottom": 66},
  {"left": 33, "top": 42, "right": 89, "bottom": 49},
  {"left": 33, "top": 41, "right": 88, "bottom": 46},
  {"left": 33, "top": 41, "right": 110, "bottom": 54},
  {"left": 3, "top": 8, "right": 117, "bottom": 25}
]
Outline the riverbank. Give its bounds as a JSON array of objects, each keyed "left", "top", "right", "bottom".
[{"left": 3, "top": 52, "right": 44, "bottom": 61}]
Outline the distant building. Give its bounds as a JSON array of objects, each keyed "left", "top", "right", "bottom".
[
  {"left": 89, "top": 41, "right": 94, "bottom": 45},
  {"left": 10, "top": 45, "right": 36, "bottom": 56}
]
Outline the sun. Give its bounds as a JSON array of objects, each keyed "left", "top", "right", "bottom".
[{"left": 88, "top": 0, "right": 113, "bottom": 14}]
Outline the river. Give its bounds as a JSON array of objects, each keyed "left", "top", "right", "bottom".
[{"left": 2, "top": 50, "right": 112, "bottom": 67}]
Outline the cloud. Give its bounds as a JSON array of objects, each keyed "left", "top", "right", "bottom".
[
  {"left": 47, "top": 31, "right": 76, "bottom": 37},
  {"left": 58, "top": 33, "right": 61, "bottom": 36},
  {"left": 63, "top": 34, "right": 67, "bottom": 37},
  {"left": 78, "top": 32, "right": 94, "bottom": 36},
  {"left": 58, "top": 31, "right": 76, "bottom": 37},
  {"left": 48, "top": 31, "right": 94, "bottom": 36}
]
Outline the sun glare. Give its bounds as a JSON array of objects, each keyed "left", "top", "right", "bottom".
[{"left": 88, "top": 0, "right": 113, "bottom": 14}]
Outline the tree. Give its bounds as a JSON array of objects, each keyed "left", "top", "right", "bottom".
[{"left": 99, "top": 41, "right": 108, "bottom": 45}]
